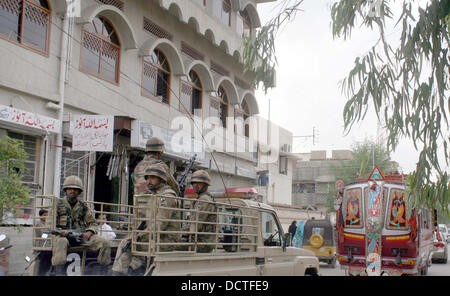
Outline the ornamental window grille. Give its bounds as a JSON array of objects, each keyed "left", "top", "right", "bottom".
[
  {"left": 0, "top": 0, "right": 50, "bottom": 53},
  {"left": 81, "top": 16, "right": 121, "bottom": 83},
  {"left": 142, "top": 48, "right": 170, "bottom": 104},
  {"left": 95, "top": 0, "right": 124, "bottom": 10},
  {"left": 180, "top": 70, "right": 202, "bottom": 115},
  {"left": 211, "top": 86, "right": 228, "bottom": 128},
  {"left": 143, "top": 17, "right": 172, "bottom": 41}
]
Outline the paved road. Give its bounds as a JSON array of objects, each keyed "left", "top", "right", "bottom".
[{"left": 319, "top": 245, "right": 450, "bottom": 276}]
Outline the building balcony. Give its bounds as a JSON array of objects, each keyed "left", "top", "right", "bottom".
[{"left": 155, "top": 0, "right": 261, "bottom": 62}]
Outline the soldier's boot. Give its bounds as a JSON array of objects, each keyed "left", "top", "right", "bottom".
[{"left": 53, "top": 265, "right": 66, "bottom": 276}]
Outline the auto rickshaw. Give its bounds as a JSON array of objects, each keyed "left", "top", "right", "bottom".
[{"left": 302, "top": 218, "right": 336, "bottom": 267}]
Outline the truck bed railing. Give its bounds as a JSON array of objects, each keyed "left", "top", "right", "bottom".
[{"left": 31, "top": 194, "right": 260, "bottom": 257}]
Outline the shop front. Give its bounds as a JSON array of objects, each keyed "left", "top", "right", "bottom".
[{"left": 0, "top": 104, "right": 61, "bottom": 225}]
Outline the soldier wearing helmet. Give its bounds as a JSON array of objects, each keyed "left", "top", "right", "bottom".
[
  {"left": 112, "top": 164, "right": 182, "bottom": 275},
  {"left": 133, "top": 137, "right": 180, "bottom": 196},
  {"left": 51, "top": 176, "right": 111, "bottom": 275},
  {"left": 190, "top": 170, "right": 217, "bottom": 253}
]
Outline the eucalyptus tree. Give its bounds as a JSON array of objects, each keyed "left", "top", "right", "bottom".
[{"left": 244, "top": 0, "right": 449, "bottom": 213}]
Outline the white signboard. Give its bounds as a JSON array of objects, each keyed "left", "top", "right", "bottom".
[
  {"left": 71, "top": 115, "right": 114, "bottom": 152},
  {"left": 131, "top": 120, "right": 205, "bottom": 160},
  {"left": 0, "top": 104, "right": 61, "bottom": 133}
]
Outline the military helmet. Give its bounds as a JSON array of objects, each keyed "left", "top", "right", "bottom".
[
  {"left": 190, "top": 170, "right": 211, "bottom": 186},
  {"left": 62, "top": 175, "right": 84, "bottom": 192},
  {"left": 144, "top": 163, "right": 168, "bottom": 182},
  {"left": 145, "top": 137, "right": 165, "bottom": 153}
]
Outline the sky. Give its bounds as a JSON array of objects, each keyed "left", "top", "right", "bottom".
[{"left": 253, "top": 0, "right": 448, "bottom": 175}]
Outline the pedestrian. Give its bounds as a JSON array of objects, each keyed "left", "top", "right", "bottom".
[
  {"left": 96, "top": 213, "right": 116, "bottom": 241},
  {"left": 51, "top": 176, "right": 111, "bottom": 276},
  {"left": 292, "top": 221, "right": 305, "bottom": 248},
  {"left": 189, "top": 170, "right": 216, "bottom": 253},
  {"left": 288, "top": 220, "right": 297, "bottom": 245},
  {"left": 34, "top": 209, "right": 48, "bottom": 247},
  {"left": 133, "top": 137, "right": 180, "bottom": 196}
]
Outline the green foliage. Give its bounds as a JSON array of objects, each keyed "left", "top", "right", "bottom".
[
  {"left": 242, "top": 1, "right": 304, "bottom": 93},
  {"left": 0, "top": 135, "right": 31, "bottom": 223},
  {"left": 326, "top": 138, "right": 399, "bottom": 212},
  {"left": 331, "top": 0, "right": 450, "bottom": 215},
  {"left": 243, "top": 0, "right": 449, "bottom": 213}
]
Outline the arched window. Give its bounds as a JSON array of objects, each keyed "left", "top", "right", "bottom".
[
  {"left": 142, "top": 48, "right": 171, "bottom": 104},
  {"left": 235, "top": 100, "right": 250, "bottom": 137},
  {"left": 210, "top": 86, "right": 228, "bottom": 128},
  {"left": 239, "top": 9, "right": 252, "bottom": 37},
  {"left": 81, "top": 16, "right": 121, "bottom": 83},
  {"left": 0, "top": 0, "right": 51, "bottom": 54},
  {"left": 180, "top": 70, "right": 202, "bottom": 115},
  {"left": 242, "top": 100, "right": 250, "bottom": 137}
]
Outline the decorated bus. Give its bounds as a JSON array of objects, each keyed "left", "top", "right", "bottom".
[{"left": 334, "top": 167, "right": 433, "bottom": 276}]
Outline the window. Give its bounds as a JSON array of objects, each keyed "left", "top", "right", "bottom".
[
  {"left": 142, "top": 48, "right": 170, "bottom": 104},
  {"left": 261, "top": 212, "right": 282, "bottom": 246},
  {"left": 6, "top": 131, "right": 41, "bottom": 224},
  {"left": 279, "top": 155, "right": 288, "bottom": 175},
  {"left": 293, "top": 183, "right": 315, "bottom": 193},
  {"left": 210, "top": 86, "right": 228, "bottom": 128},
  {"left": 343, "top": 188, "right": 362, "bottom": 228},
  {"left": 0, "top": 0, "right": 50, "bottom": 54},
  {"left": 180, "top": 70, "right": 202, "bottom": 115},
  {"left": 238, "top": 9, "right": 252, "bottom": 37},
  {"left": 242, "top": 100, "right": 250, "bottom": 137},
  {"left": 81, "top": 16, "right": 121, "bottom": 83},
  {"left": 212, "top": 0, "right": 231, "bottom": 27}
]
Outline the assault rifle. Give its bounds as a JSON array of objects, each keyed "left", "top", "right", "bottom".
[
  {"left": 177, "top": 153, "right": 197, "bottom": 198},
  {"left": 121, "top": 221, "right": 147, "bottom": 254},
  {"left": 49, "top": 229, "right": 85, "bottom": 247},
  {"left": 177, "top": 154, "right": 197, "bottom": 226}
]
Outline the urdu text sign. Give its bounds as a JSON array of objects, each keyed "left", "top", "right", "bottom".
[{"left": 71, "top": 115, "right": 114, "bottom": 152}]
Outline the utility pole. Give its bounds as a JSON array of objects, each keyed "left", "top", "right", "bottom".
[{"left": 293, "top": 127, "right": 318, "bottom": 145}]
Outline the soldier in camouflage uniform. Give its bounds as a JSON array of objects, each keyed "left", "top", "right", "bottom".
[
  {"left": 133, "top": 137, "right": 180, "bottom": 196},
  {"left": 52, "top": 176, "right": 111, "bottom": 275},
  {"left": 112, "top": 163, "right": 182, "bottom": 275},
  {"left": 190, "top": 170, "right": 217, "bottom": 253}
]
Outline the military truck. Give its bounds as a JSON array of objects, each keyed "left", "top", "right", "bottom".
[{"left": 28, "top": 189, "right": 319, "bottom": 276}]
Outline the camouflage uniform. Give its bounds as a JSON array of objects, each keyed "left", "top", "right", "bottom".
[
  {"left": 193, "top": 191, "right": 217, "bottom": 253},
  {"left": 133, "top": 137, "right": 180, "bottom": 196},
  {"left": 51, "top": 198, "right": 111, "bottom": 266},
  {"left": 112, "top": 165, "right": 182, "bottom": 275},
  {"left": 190, "top": 170, "right": 217, "bottom": 253}
]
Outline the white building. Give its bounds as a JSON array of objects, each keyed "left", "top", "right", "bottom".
[{"left": 0, "top": 0, "right": 304, "bottom": 226}]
